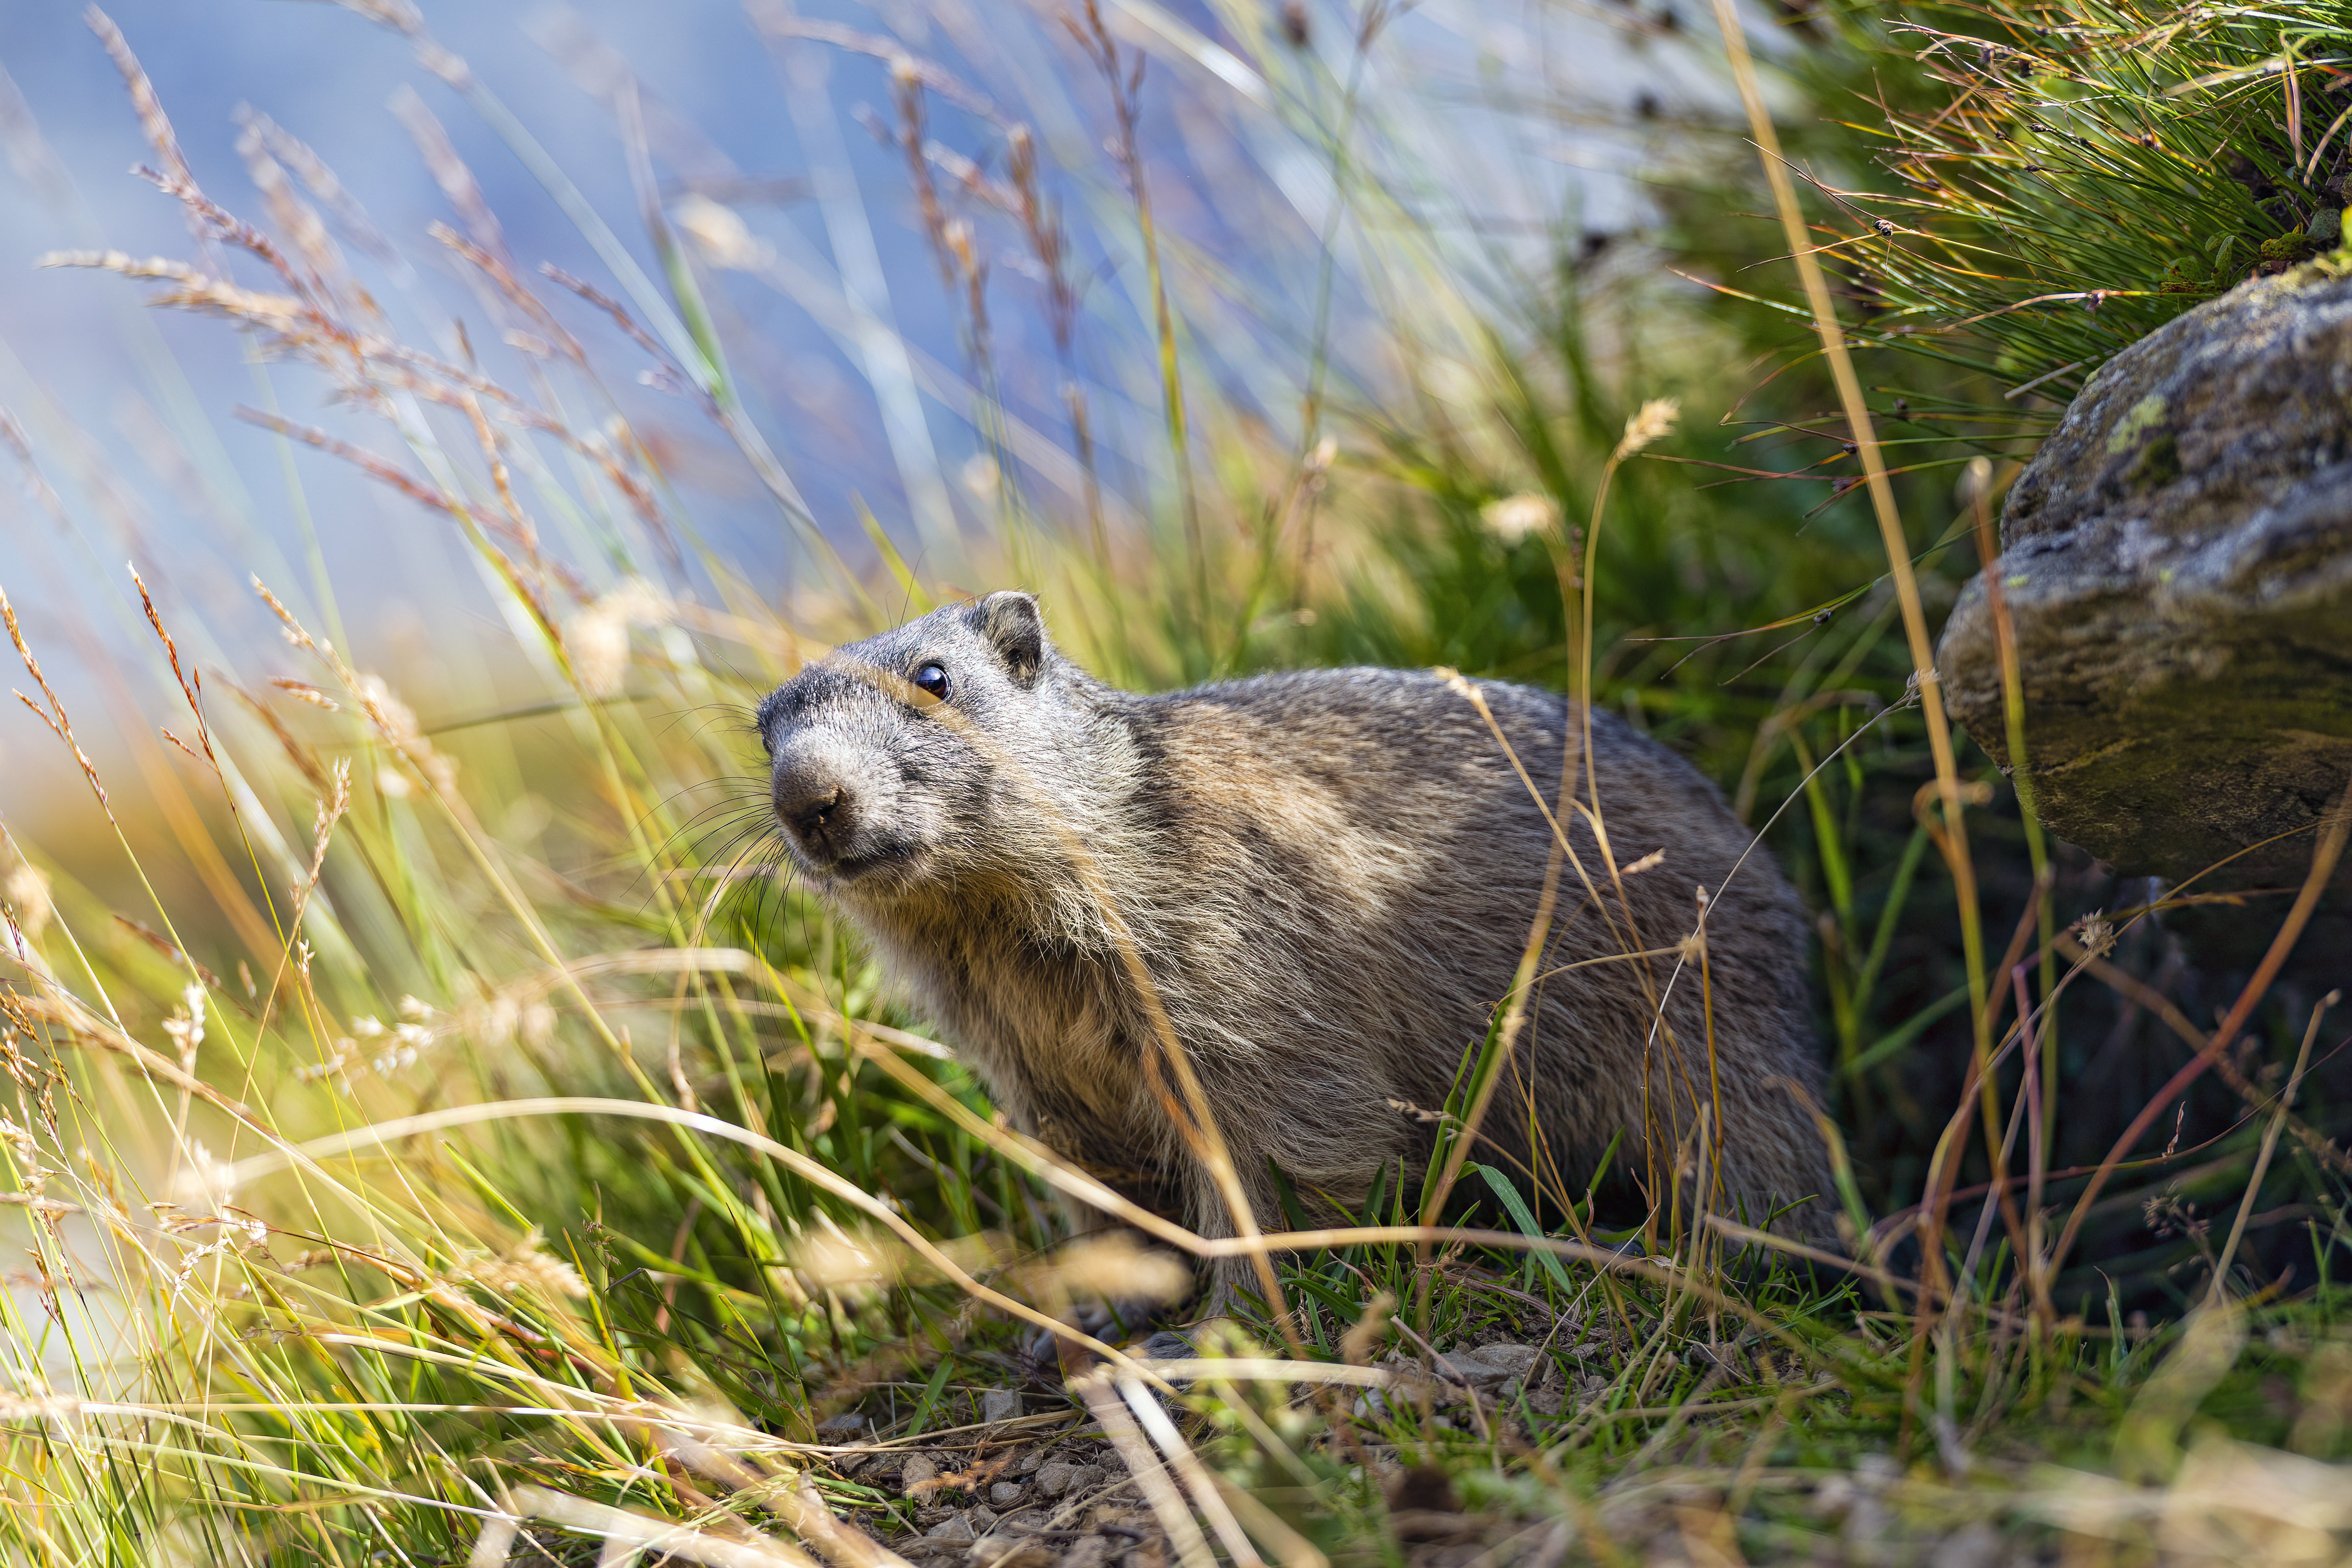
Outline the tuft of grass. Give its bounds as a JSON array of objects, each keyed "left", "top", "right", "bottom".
[{"left": 1719, "top": 0, "right": 2352, "bottom": 409}]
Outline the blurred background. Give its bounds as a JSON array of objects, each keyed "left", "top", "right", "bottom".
[{"left": 0, "top": 0, "right": 1740, "bottom": 811}]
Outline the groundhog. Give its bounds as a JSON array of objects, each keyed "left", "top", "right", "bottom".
[{"left": 756, "top": 591, "right": 1829, "bottom": 1292}]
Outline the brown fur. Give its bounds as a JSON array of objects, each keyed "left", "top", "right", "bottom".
[{"left": 756, "top": 593, "right": 1831, "bottom": 1286}]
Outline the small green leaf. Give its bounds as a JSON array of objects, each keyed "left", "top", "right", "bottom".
[{"left": 1474, "top": 1163, "right": 1573, "bottom": 1292}]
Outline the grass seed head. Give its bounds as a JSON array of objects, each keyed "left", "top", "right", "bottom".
[
  {"left": 1480, "top": 492, "right": 1561, "bottom": 544},
  {"left": 170, "top": 1140, "right": 237, "bottom": 1211},
  {"left": 2075, "top": 909, "right": 2117, "bottom": 959},
  {"left": 3, "top": 863, "right": 50, "bottom": 945},
  {"left": 464, "top": 1231, "right": 588, "bottom": 1303},
  {"left": 674, "top": 194, "right": 773, "bottom": 272},
  {"left": 1613, "top": 396, "right": 1681, "bottom": 461},
  {"left": 794, "top": 1228, "right": 906, "bottom": 1298},
  {"left": 571, "top": 578, "right": 666, "bottom": 698}
]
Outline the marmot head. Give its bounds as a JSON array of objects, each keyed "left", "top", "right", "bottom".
[{"left": 755, "top": 591, "right": 1080, "bottom": 896}]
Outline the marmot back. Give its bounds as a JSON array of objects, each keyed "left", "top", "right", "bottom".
[{"left": 757, "top": 592, "right": 1829, "bottom": 1277}]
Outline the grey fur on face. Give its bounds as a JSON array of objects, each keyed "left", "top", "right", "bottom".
[{"left": 758, "top": 591, "right": 1830, "bottom": 1292}]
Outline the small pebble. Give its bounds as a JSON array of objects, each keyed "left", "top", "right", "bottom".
[
  {"left": 927, "top": 1515, "right": 976, "bottom": 1545},
  {"left": 1472, "top": 1342, "right": 1540, "bottom": 1377},
  {"left": 902, "top": 1455, "right": 940, "bottom": 1497},
  {"left": 991, "top": 1482, "right": 1027, "bottom": 1507},
  {"left": 1036, "top": 1461, "right": 1077, "bottom": 1497},
  {"left": 981, "top": 1389, "right": 1023, "bottom": 1424},
  {"left": 1067, "top": 1464, "right": 1107, "bottom": 1495}
]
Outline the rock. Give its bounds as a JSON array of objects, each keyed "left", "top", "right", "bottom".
[
  {"left": 1937, "top": 267, "right": 2352, "bottom": 884},
  {"left": 970, "top": 1538, "right": 1055, "bottom": 1568},
  {"left": 1432, "top": 1342, "right": 1538, "bottom": 1390},
  {"left": 990, "top": 1482, "right": 1027, "bottom": 1508},
  {"left": 1069, "top": 1465, "right": 1107, "bottom": 1496},
  {"left": 1430, "top": 1353, "right": 1501, "bottom": 1389},
  {"left": 927, "top": 1514, "right": 978, "bottom": 1545},
  {"left": 1467, "top": 1342, "right": 1541, "bottom": 1379},
  {"left": 903, "top": 1455, "right": 941, "bottom": 1498},
  {"left": 1011, "top": 1448, "right": 1047, "bottom": 1477},
  {"left": 814, "top": 1413, "right": 867, "bottom": 1439},
  {"left": 1058, "top": 1540, "right": 1113, "bottom": 1568},
  {"left": 981, "top": 1389, "right": 1023, "bottom": 1425},
  {"left": 1035, "top": 1460, "right": 1078, "bottom": 1497}
]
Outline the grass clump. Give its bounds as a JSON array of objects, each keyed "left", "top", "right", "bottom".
[
  {"left": 0, "top": 1, "right": 2350, "bottom": 1565},
  {"left": 1704, "top": 0, "right": 2352, "bottom": 412}
]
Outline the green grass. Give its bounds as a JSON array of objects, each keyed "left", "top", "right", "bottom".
[
  {"left": 1674, "top": 0, "right": 2352, "bottom": 415},
  {"left": 1, "top": 1, "right": 2351, "bottom": 1564}
]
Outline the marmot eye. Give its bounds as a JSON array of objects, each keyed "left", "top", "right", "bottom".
[{"left": 910, "top": 662, "right": 952, "bottom": 705}]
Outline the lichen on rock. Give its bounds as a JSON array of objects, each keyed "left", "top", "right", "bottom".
[{"left": 1937, "top": 264, "right": 2352, "bottom": 884}]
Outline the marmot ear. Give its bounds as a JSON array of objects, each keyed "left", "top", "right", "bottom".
[{"left": 979, "top": 590, "right": 1046, "bottom": 685}]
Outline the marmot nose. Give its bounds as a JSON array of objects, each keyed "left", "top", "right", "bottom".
[
  {"left": 777, "top": 781, "right": 846, "bottom": 839},
  {"left": 773, "top": 761, "right": 852, "bottom": 842}
]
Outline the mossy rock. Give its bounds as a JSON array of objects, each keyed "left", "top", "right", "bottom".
[{"left": 1937, "top": 266, "right": 2352, "bottom": 885}]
